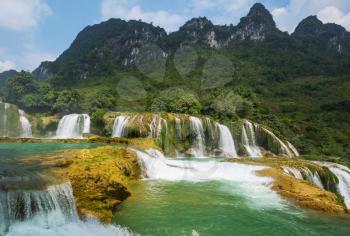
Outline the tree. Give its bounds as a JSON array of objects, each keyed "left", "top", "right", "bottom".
[
  {"left": 4, "top": 72, "right": 36, "bottom": 105},
  {"left": 52, "top": 89, "right": 82, "bottom": 114}
]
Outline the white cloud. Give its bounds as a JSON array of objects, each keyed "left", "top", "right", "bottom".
[
  {"left": 271, "top": 0, "right": 350, "bottom": 33},
  {"left": 0, "top": 60, "right": 16, "bottom": 72},
  {"left": 0, "top": 0, "right": 52, "bottom": 31},
  {"left": 101, "top": 0, "right": 187, "bottom": 32},
  {"left": 318, "top": 6, "right": 350, "bottom": 30},
  {"left": 192, "top": 0, "right": 252, "bottom": 13},
  {"left": 272, "top": 7, "right": 287, "bottom": 17},
  {"left": 21, "top": 51, "right": 56, "bottom": 71}
]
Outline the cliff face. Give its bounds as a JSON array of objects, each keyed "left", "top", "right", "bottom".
[{"left": 33, "top": 3, "right": 350, "bottom": 81}]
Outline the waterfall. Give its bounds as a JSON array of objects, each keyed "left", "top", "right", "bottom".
[
  {"left": 135, "top": 149, "right": 284, "bottom": 208},
  {"left": 217, "top": 124, "right": 237, "bottom": 157},
  {"left": 174, "top": 117, "right": 182, "bottom": 140},
  {"left": 282, "top": 166, "right": 324, "bottom": 189},
  {"left": 189, "top": 116, "right": 206, "bottom": 157},
  {"left": 260, "top": 127, "right": 295, "bottom": 158},
  {"left": 0, "top": 182, "right": 78, "bottom": 235},
  {"left": 112, "top": 116, "right": 128, "bottom": 137},
  {"left": 56, "top": 114, "right": 91, "bottom": 139},
  {"left": 0, "top": 182, "right": 132, "bottom": 236},
  {"left": 18, "top": 110, "right": 32, "bottom": 138},
  {"left": 242, "top": 120, "right": 262, "bottom": 157},
  {"left": 282, "top": 167, "right": 303, "bottom": 179},
  {"left": 316, "top": 162, "right": 350, "bottom": 209},
  {"left": 109, "top": 113, "right": 299, "bottom": 159},
  {"left": 0, "top": 102, "right": 10, "bottom": 137}
]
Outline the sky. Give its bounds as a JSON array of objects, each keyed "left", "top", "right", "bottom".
[{"left": 0, "top": 0, "right": 350, "bottom": 73}]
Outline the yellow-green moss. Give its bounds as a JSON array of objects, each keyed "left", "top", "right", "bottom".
[{"left": 53, "top": 146, "right": 140, "bottom": 223}]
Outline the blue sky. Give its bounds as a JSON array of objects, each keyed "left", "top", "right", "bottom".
[{"left": 0, "top": 0, "right": 350, "bottom": 72}]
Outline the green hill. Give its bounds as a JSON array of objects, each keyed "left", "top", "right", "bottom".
[{"left": 0, "top": 3, "right": 349, "bottom": 159}]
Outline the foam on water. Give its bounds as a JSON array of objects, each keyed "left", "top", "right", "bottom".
[
  {"left": 137, "top": 149, "right": 285, "bottom": 209},
  {"left": 5, "top": 216, "right": 135, "bottom": 236}
]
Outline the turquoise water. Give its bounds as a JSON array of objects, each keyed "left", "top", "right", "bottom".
[
  {"left": 1, "top": 144, "right": 350, "bottom": 236},
  {"left": 114, "top": 180, "right": 350, "bottom": 236},
  {"left": 0, "top": 142, "right": 103, "bottom": 190},
  {"left": 112, "top": 152, "right": 350, "bottom": 236}
]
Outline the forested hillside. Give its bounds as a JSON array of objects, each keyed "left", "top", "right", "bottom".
[{"left": 0, "top": 3, "right": 349, "bottom": 158}]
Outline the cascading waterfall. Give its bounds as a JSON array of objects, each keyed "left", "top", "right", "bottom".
[
  {"left": 260, "top": 127, "right": 296, "bottom": 158},
  {"left": 282, "top": 167, "right": 303, "bottom": 179},
  {"left": 18, "top": 110, "right": 32, "bottom": 138},
  {"left": 242, "top": 120, "right": 262, "bottom": 157},
  {"left": 217, "top": 124, "right": 237, "bottom": 157},
  {"left": 0, "top": 182, "right": 78, "bottom": 235},
  {"left": 189, "top": 116, "right": 206, "bottom": 157},
  {"left": 281, "top": 166, "right": 324, "bottom": 189},
  {"left": 112, "top": 116, "right": 129, "bottom": 137},
  {"left": 110, "top": 113, "right": 299, "bottom": 159},
  {"left": 316, "top": 162, "right": 350, "bottom": 208},
  {"left": 135, "top": 149, "right": 284, "bottom": 208},
  {"left": 1, "top": 103, "right": 9, "bottom": 137},
  {"left": 56, "top": 114, "right": 91, "bottom": 139},
  {"left": 0, "top": 182, "right": 132, "bottom": 236}
]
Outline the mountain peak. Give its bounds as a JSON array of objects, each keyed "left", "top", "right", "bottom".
[
  {"left": 293, "top": 15, "right": 350, "bottom": 54},
  {"left": 181, "top": 17, "right": 213, "bottom": 31},
  {"left": 233, "top": 3, "right": 278, "bottom": 41},
  {"left": 293, "top": 16, "right": 323, "bottom": 36},
  {"left": 248, "top": 3, "right": 271, "bottom": 17}
]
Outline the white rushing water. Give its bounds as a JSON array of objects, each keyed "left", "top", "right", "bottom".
[
  {"left": 18, "top": 110, "right": 32, "bottom": 138},
  {"left": 0, "top": 102, "right": 10, "bottom": 137},
  {"left": 0, "top": 182, "right": 134, "bottom": 236},
  {"left": 281, "top": 166, "right": 324, "bottom": 189},
  {"left": 112, "top": 116, "right": 129, "bottom": 137},
  {"left": 136, "top": 149, "right": 285, "bottom": 209},
  {"left": 242, "top": 120, "right": 262, "bottom": 157},
  {"left": 260, "top": 127, "right": 295, "bottom": 158},
  {"left": 189, "top": 116, "right": 206, "bottom": 157},
  {"left": 56, "top": 114, "right": 90, "bottom": 139},
  {"left": 217, "top": 124, "right": 237, "bottom": 157},
  {"left": 316, "top": 162, "right": 350, "bottom": 208}
]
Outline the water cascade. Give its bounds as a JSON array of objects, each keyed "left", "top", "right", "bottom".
[
  {"left": 18, "top": 110, "right": 32, "bottom": 138},
  {"left": 112, "top": 116, "right": 129, "bottom": 137},
  {"left": 0, "top": 102, "right": 10, "bottom": 137},
  {"left": 241, "top": 120, "right": 262, "bottom": 157},
  {"left": 0, "top": 102, "right": 33, "bottom": 138},
  {"left": 189, "top": 116, "right": 206, "bottom": 157},
  {"left": 217, "top": 124, "right": 237, "bottom": 157},
  {"left": 258, "top": 126, "right": 299, "bottom": 158},
  {"left": 0, "top": 182, "right": 132, "bottom": 235},
  {"left": 0, "top": 182, "right": 78, "bottom": 235},
  {"left": 281, "top": 167, "right": 324, "bottom": 189},
  {"left": 135, "top": 149, "right": 284, "bottom": 208},
  {"left": 56, "top": 114, "right": 91, "bottom": 139},
  {"left": 316, "top": 162, "right": 350, "bottom": 208},
  {"left": 109, "top": 113, "right": 299, "bottom": 158}
]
